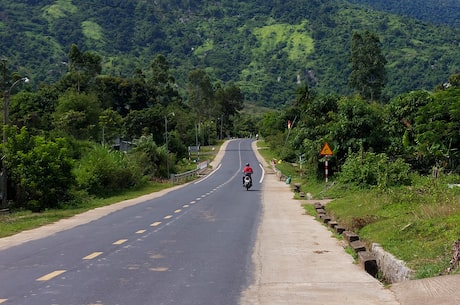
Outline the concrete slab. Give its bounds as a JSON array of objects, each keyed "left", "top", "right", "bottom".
[{"left": 390, "top": 275, "right": 460, "bottom": 305}]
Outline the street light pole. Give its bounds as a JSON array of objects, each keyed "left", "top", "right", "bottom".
[
  {"left": 164, "top": 115, "right": 169, "bottom": 178},
  {"left": 220, "top": 114, "right": 223, "bottom": 140},
  {"left": 2, "top": 77, "right": 29, "bottom": 208},
  {"left": 164, "top": 112, "right": 174, "bottom": 180}
]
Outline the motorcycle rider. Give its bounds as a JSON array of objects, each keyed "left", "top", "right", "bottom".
[{"left": 242, "top": 163, "right": 253, "bottom": 186}]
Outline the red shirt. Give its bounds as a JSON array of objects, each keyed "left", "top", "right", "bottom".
[{"left": 243, "top": 166, "right": 253, "bottom": 174}]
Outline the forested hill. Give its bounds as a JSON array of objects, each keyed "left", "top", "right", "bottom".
[
  {"left": 347, "top": 0, "right": 460, "bottom": 28},
  {"left": 1, "top": 0, "right": 459, "bottom": 107}
]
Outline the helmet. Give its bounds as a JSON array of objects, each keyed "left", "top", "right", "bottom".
[{"left": 246, "top": 163, "right": 250, "bottom": 166}]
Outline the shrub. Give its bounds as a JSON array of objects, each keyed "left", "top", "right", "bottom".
[
  {"left": 338, "top": 150, "right": 411, "bottom": 188},
  {"left": 74, "top": 144, "right": 144, "bottom": 197},
  {"left": 130, "top": 134, "right": 172, "bottom": 178},
  {"left": 6, "top": 127, "right": 76, "bottom": 211}
]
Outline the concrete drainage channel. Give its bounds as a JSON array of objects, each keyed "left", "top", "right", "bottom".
[{"left": 312, "top": 202, "right": 413, "bottom": 284}]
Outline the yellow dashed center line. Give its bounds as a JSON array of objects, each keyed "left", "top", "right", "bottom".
[
  {"left": 113, "top": 239, "right": 128, "bottom": 245},
  {"left": 30, "top": 200, "right": 197, "bottom": 288},
  {"left": 36, "top": 270, "right": 66, "bottom": 281},
  {"left": 128, "top": 264, "right": 140, "bottom": 270},
  {"left": 150, "top": 267, "right": 169, "bottom": 272},
  {"left": 83, "top": 252, "right": 103, "bottom": 260}
]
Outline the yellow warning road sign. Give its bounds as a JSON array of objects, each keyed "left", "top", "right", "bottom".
[{"left": 320, "top": 142, "right": 333, "bottom": 155}]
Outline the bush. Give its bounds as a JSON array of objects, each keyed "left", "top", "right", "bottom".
[
  {"left": 74, "top": 144, "right": 144, "bottom": 197},
  {"left": 130, "top": 134, "right": 172, "bottom": 178},
  {"left": 337, "top": 150, "right": 411, "bottom": 188},
  {"left": 6, "top": 127, "right": 76, "bottom": 211}
]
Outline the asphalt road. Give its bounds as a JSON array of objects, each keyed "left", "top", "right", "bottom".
[{"left": 0, "top": 139, "right": 261, "bottom": 305}]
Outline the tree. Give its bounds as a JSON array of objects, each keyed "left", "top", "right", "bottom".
[
  {"left": 9, "top": 85, "right": 59, "bottom": 132},
  {"left": 6, "top": 127, "right": 75, "bottom": 211},
  {"left": 123, "top": 105, "right": 164, "bottom": 143},
  {"left": 147, "top": 55, "right": 182, "bottom": 107},
  {"left": 99, "top": 109, "right": 123, "bottom": 145},
  {"left": 258, "top": 111, "right": 285, "bottom": 138},
  {"left": 330, "top": 96, "right": 387, "bottom": 163},
  {"left": 94, "top": 76, "right": 131, "bottom": 115},
  {"left": 383, "top": 86, "right": 460, "bottom": 172},
  {"left": 128, "top": 77, "right": 152, "bottom": 111},
  {"left": 52, "top": 90, "right": 102, "bottom": 140},
  {"left": 294, "top": 84, "right": 315, "bottom": 110},
  {"left": 297, "top": 93, "right": 338, "bottom": 140},
  {"left": 384, "top": 90, "right": 433, "bottom": 160},
  {"left": 187, "top": 69, "right": 216, "bottom": 121},
  {"left": 349, "top": 31, "right": 387, "bottom": 101},
  {"left": 448, "top": 73, "right": 460, "bottom": 88},
  {"left": 215, "top": 83, "right": 244, "bottom": 137},
  {"left": 414, "top": 88, "right": 460, "bottom": 171},
  {"left": 232, "top": 114, "right": 258, "bottom": 138},
  {"left": 59, "top": 44, "right": 102, "bottom": 92}
]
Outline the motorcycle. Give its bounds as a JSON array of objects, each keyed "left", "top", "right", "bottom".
[{"left": 243, "top": 174, "right": 252, "bottom": 191}]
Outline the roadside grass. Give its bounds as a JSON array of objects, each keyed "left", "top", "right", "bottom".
[
  {"left": 0, "top": 181, "right": 170, "bottom": 238},
  {"left": 0, "top": 144, "right": 222, "bottom": 239},
  {"left": 326, "top": 183, "right": 460, "bottom": 279},
  {"left": 302, "top": 203, "right": 316, "bottom": 217},
  {"left": 256, "top": 140, "right": 460, "bottom": 279}
]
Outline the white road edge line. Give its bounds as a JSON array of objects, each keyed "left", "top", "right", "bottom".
[
  {"left": 194, "top": 163, "right": 222, "bottom": 184},
  {"left": 258, "top": 163, "right": 265, "bottom": 184}
]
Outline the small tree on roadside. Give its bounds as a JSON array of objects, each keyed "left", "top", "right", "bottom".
[{"left": 6, "top": 127, "right": 75, "bottom": 211}]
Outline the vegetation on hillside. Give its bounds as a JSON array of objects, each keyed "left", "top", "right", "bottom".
[
  {"left": 0, "top": 0, "right": 459, "bottom": 107},
  {"left": 348, "top": 0, "right": 460, "bottom": 27}
]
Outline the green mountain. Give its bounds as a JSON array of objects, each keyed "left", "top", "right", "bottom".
[
  {"left": 1, "top": 0, "right": 459, "bottom": 107},
  {"left": 348, "top": 0, "right": 460, "bottom": 27}
]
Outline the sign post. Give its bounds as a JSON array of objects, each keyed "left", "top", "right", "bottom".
[{"left": 319, "top": 142, "right": 333, "bottom": 183}]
